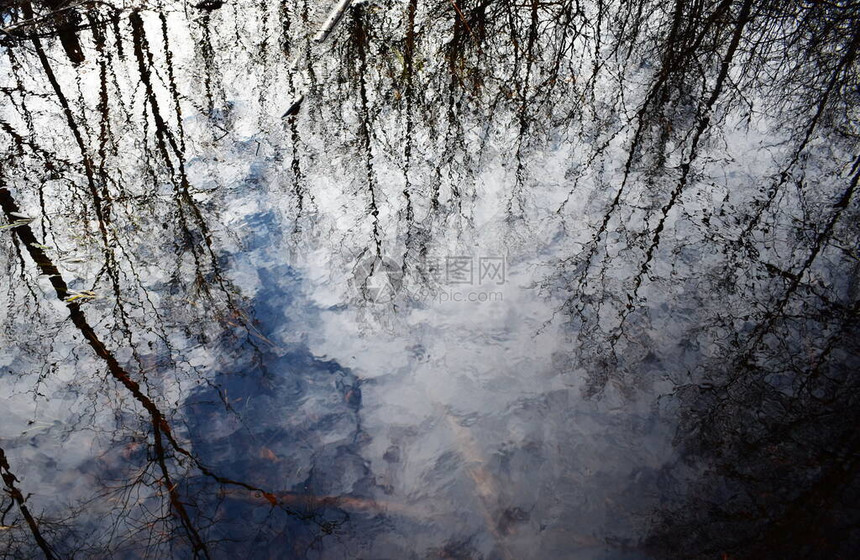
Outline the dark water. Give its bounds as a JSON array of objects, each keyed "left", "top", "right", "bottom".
[{"left": 1, "top": 1, "right": 859, "bottom": 558}]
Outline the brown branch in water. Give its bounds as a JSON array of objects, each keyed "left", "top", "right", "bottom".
[
  {"left": 0, "top": 182, "right": 212, "bottom": 558},
  {"left": 1, "top": 181, "right": 395, "bottom": 546}
]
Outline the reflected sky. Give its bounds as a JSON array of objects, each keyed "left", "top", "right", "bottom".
[{"left": 1, "top": 1, "right": 858, "bottom": 559}]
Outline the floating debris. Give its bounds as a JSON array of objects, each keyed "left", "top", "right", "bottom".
[
  {"left": 313, "top": 0, "right": 354, "bottom": 43},
  {"left": 0, "top": 218, "right": 34, "bottom": 231},
  {"left": 194, "top": 0, "right": 224, "bottom": 11},
  {"left": 64, "top": 290, "right": 97, "bottom": 303},
  {"left": 282, "top": 94, "right": 304, "bottom": 118}
]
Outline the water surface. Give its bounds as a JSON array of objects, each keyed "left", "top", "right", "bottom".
[{"left": 1, "top": 1, "right": 858, "bottom": 558}]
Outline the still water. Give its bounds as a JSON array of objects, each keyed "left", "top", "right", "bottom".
[{"left": 1, "top": 1, "right": 858, "bottom": 558}]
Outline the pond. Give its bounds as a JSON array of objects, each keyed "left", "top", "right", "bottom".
[{"left": 1, "top": 1, "right": 858, "bottom": 559}]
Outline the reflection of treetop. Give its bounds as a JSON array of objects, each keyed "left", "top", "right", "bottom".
[{"left": 0, "top": 0, "right": 858, "bottom": 558}]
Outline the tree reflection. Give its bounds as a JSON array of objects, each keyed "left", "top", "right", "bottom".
[
  {"left": 1, "top": 447, "right": 58, "bottom": 559},
  {"left": 1, "top": 0, "right": 858, "bottom": 557}
]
